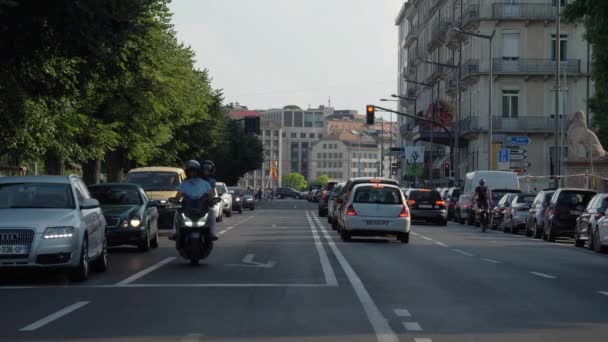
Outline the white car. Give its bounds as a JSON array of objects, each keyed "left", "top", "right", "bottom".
[
  {"left": 215, "top": 182, "right": 233, "bottom": 218},
  {"left": 0, "top": 175, "right": 108, "bottom": 281},
  {"left": 338, "top": 183, "right": 411, "bottom": 243},
  {"left": 211, "top": 188, "right": 223, "bottom": 222}
]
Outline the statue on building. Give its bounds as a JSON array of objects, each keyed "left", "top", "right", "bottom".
[{"left": 567, "top": 110, "right": 608, "bottom": 161}]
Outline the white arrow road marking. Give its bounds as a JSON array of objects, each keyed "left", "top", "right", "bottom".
[
  {"left": 226, "top": 254, "right": 276, "bottom": 268},
  {"left": 393, "top": 309, "right": 411, "bottom": 317},
  {"left": 529, "top": 271, "right": 556, "bottom": 279},
  {"left": 481, "top": 258, "right": 501, "bottom": 264},
  {"left": 403, "top": 322, "right": 423, "bottom": 331},
  {"left": 20, "top": 301, "right": 90, "bottom": 331}
]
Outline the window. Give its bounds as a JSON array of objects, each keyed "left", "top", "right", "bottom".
[
  {"left": 551, "top": 34, "right": 568, "bottom": 61},
  {"left": 322, "top": 153, "right": 326, "bottom": 159},
  {"left": 323, "top": 144, "right": 327, "bottom": 149},
  {"left": 314, "top": 112, "right": 324, "bottom": 128},
  {"left": 318, "top": 133, "right": 323, "bottom": 139},
  {"left": 301, "top": 142, "right": 309, "bottom": 179},
  {"left": 309, "top": 133, "right": 315, "bottom": 138},
  {"left": 339, "top": 153, "right": 343, "bottom": 159},
  {"left": 291, "top": 143, "right": 299, "bottom": 172},
  {"left": 322, "top": 161, "right": 327, "bottom": 168},
  {"left": 304, "top": 112, "right": 313, "bottom": 127},
  {"left": 300, "top": 133, "right": 306, "bottom": 138},
  {"left": 338, "top": 161, "right": 343, "bottom": 168},
  {"left": 354, "top": 186, "right": 402, "bottom": 204},
  {"left": 502, "top": 90, "right": 519, "bottom": 118},
  {"left": 273, "top": 131, "right": 278, "bottom": 137},
  {"left": 294, "top": 112, "right": 303, "bottom": 127},
  {"left": 282, "top": 132, "right": 286, "bottom": 138},
  {"left": 284, "top": 111, "right": 293, "bottom": 127},
  {"left": 502, "top": 32, "right": 520, "bottom": 61},
  {"left": 291, "top": 133, "right": 297, "bottom": 138},
  {"left": 317, "top": 153, "right": 321, "bottom": 159},
  {"left": 552, "top": 0, "right": 567, "bottom": 6}
]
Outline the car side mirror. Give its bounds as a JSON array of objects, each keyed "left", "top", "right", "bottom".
[
  {"left": 148, "top": 200, "right": 159, "bottom": 207},
  {"left": 80, "top": 198, "right": 100, "bottom": 210},
  {"left": 211, "top": 197, "right": 222, "bottom": 205}
]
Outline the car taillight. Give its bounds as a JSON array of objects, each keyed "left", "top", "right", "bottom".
[
  {"left": 554, "top": 209, "right": 560, "bottom": 215},
  {"left": 407, "top": 199, "right": 416, "bottom": 206},
  {"left": 399, "top": 205, "right": 410, "bottom": 218},
  {"left": 435, "top": 200, "right": 445, "bottom": 206},
  {"left": 347, "top": 205, "right": 357, "bottom": 216}
]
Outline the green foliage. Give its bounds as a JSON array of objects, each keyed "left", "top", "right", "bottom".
[
  {"left": 563, "top": 0, "right": 608, "bottom": 146},
  {"left": 282, "top": 172, "right": 308, "bottom": 191},
  {"left": 315, "top": 174, "right": 330, "bottom": 188}
]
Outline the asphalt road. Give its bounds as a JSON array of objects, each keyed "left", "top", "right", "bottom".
[{"left": 2, "top": 199, "right": 608, "bottom": 342}]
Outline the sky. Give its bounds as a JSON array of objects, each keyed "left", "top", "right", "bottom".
[{"left": 168, "top": 0, "right": 403, "bottom": 117}]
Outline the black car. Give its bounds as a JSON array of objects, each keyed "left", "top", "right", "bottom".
[
  {"left": 228, "top": 188, "right": 244, "bottom": 214},
  {"left": 405, "top": 189, "right": 447, "bottom": 225},
  {"left": 318, "top": 181, "right": 338, "bottom": 217},
  {"left": 525, "top": 190, "right": 554, "bottom": 238},
  {"left": 276, "top": 187, "right": 303, "bottom": 199},
  {"left": 574, "top": 193, "right": 608, "bottom": 247},
  {"left": 235, "top": 189, "right": 255, "bottom": 210},
  {"left": 543, "top": 188, "right": 596, "bottom": 242},
  {"left": 89, "top": 183, "right": 160, "bottom": 251}
]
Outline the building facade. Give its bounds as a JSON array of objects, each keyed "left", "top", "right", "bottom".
[
  {"left": 397, "top": 0, "right": 593, "bottom": 189},
  {"left": 240, "top": 121, "right": 283, "bottom": 189}
]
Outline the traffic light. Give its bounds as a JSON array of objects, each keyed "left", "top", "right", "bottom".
[
  {"left": 244, "top": 117, "right": 260, "bottom": 134},
  {"left": 443, "top": 162, "right": 450, "bottom": 177},
  {"left": 366, "top": 105, "right": 375, "bottom": 125}
]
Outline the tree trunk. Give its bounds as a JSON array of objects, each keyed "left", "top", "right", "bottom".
[
  {"left": 44, "top": 152, "right": 65, "bottom": 175},
  {"left": 82, "top": 159, "right": 101, "bottom": 185},
  {"left": 106, "top": 151, "right": 124, "bottom": 182}
]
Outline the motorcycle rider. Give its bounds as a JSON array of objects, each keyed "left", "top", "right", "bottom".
[
  {"left": 471, "top": 179, "right": 492, "bottom": 225},
  {"left": 169, "top": 160, "right": 215, "bottom": 240},
  {"left": 200, "top": 160, "right": 218, "bottom": 240}
]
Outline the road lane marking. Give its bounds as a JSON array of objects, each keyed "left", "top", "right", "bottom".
[
  {"left": 181, "top": 333, "right": 203, "bottom": 342},
  {"left": 452, "top": 249, "right": 474, "bottom": 257},
  {"left": 435, "top": 241, "right": 448, "bottom": 247},
  {"left": 420, "top": 236, "right": 433, "bottom": 241},
  {"left": 410, "top": 232, "right": 420, "bottom": 236},
  {"left": 115, "top": 257, "right": 176, "bottom": 285},
  {"left": 20, "top": 301, "right": 90, "bottom": 331},
  {"left": 598, "top": 291, "right": 608, "bottom": 296},
  {"left": 225, "top": 254, "right": 276, "bottom": 268},
  {"left": 311, "top": 212, "right": 398, "bottom": 342},
  {"left": 529, "top": 271, "right": 556, "bottom": 279},
  {"left": 393, "top": 309, "right": 411, "bottom": 317},
  {"left": 403, "top": 322, "right": 423, "bottom": 331},
  {"left": 481, "top": 258, "right": 501, "bottom": 264},
  {"left": 414, "top": 339, "right": 433, "bottom": 342},
  {"left": 305, "top": 212, "right": 338, "bottom": 286}
]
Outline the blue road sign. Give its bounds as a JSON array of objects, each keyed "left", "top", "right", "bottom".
[
  {"left": 498, "top": 149, "right": 510, "bottom": 163},
  {"left": 506, "top": 136, "right": 531, "bottom": 146}
]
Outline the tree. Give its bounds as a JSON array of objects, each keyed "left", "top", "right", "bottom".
[
  {"left": 563, "top": 1, "right": 608, "bottom": 146},
  {"left": 282, "top": 172, "right": 308, "bottom": 191},
  {"left": 315, "top": 174, "right": 330, "bottom": 188}
]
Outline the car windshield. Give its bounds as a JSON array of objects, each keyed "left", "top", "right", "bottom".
[
  {"left": 354, "top": 186, "right": 402, "bottom": 204},
  {"left": 215, "top": 185, "right": 226, "bottom": 195},
  {"left": 89, "top": 186, "right": 142, "bottom": 205},
  {"left": 516, "top": 195, "right": 536, "bottom": 204},
  {"left": 0, "top": 183, "right": 74, "bottom": 209},
  {"left": 127, "top": 172, "right": 180, "bottom": 191},
  {"left": 234, "top": 189, "right": 251, "bottom": 196},
  {"left": 492, "top": 190, "right": 517, "bottom": 202},
  {"left": 409, "top": 190, "right": 442, "bottom": 202},
  {"left": 557, "top": 191, "right": 596, "bottom": 209}
]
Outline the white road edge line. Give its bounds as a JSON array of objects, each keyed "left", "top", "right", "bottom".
[
  {"left": 305, "top": 211, "right": 338, "bottom": 286},
  {"left": 403, "top": 321, "right": 423, "bottom": 331},
  {"left": 181, "top": 333, "right": 203, "bottom": 342},
  {"left": 393, "top": 309, "right": 411, "bottom": 317},
  {"left": 115, "top": 257, "right": 176, "bottom": 285},
  {"left": 20, "top": 301, "right": 90, "bottom": 331},
  {"left": 452, "top": 249, "right": 474, "bottom": 257},
  {"left": 529, "top": 271, "right": 556, "bottom": 279},
  {"left": 311, "top": 212, "right": 398, "bottom": 342},
  {"left": 481, "top": 258, "right": 501, "bottom": 264},
  {"left": 598, "top": 291, "right": 608, "bottom": 296},
  {"left": 435, "top": 241, "right": 448, "bottom": 247},
  {"left": 414, "top": 339, "right": 433, "bottom": 342}
]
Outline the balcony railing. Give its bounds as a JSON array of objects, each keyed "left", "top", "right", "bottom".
[
  {"left": 461, "top": 59, "right": 480, "bottom": 79},
  {"left": 492, "top": 116, "right": 554, "bottom": 132},
  {"left": 492, "top": 3, "right": 558, "bottom": 21},
  {"left": 445, "top": 71, "right": 458, "bottom": 96},
  {"left": 429, "top": 19, "right": 452, "bottom": 49},
  {"left": 404, "top": 25, "right": 418, "bottom": 48},
  {"left": 493, "top": 58, "right": 581, "bottom": 75},
  {"left": 456, "top": 116, "right": 482, "bottom": 135},
  {"left": 461, "top": 4, "right": 480, "bottom": 28}
]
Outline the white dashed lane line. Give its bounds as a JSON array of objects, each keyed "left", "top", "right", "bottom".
[
  {"left": 481, "top": 258, "right": 501, "bottom": 264},
  {"left": 434, "top": 241, "right": 448, "bottom": 247},
  {"left": 414, "top": 339, "right": 433, "bottom": 342},
  {"left": 529, "top": 271, "right": 557, "bottom": 279},
  {"left": 403, "top": 322, "right": 423, "bottom": 331},
  {"left": 20, "top": 301, "right": 90, "bottom": 331},
  {"left": 420, "top": 236, "right": 433, "bottom": 241},
  {"left": 598, "top": 291, "right": 608, "bottom": 296},
  {"left": 452, "top": 249, "right": 474, "bottom": 257}
]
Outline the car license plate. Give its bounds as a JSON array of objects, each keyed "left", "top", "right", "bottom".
[
  {"left": 570, "top": 210, "right": 582, "bottom": 215},
  {"left": 0, "top": 245, "right": 29, "bottom": 255},
  {"left": 366, "top": 220, "right": 387, "bottom": 226},
  {"left": 419, "top": 204, "right": 432, "bottom": 209}
]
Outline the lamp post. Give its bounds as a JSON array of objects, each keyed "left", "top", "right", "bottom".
[
  {"left": 451, "top": 27, "right": 495, "bottom": 171},
  {"left": 404, "top": 78, "right": 435, "bottom": 186}
]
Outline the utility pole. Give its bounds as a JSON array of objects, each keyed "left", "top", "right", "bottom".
[{"left": 553, "top": 3, "right": 561, "bottom": 189}]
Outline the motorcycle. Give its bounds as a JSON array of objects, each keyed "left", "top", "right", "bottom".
[{"left": 171, "top": 196, "right": 222, "bottom": 264}]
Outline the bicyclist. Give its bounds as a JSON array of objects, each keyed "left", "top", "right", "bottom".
[{"left": 471, "top": 178, "right": 492, "bottom": 217}]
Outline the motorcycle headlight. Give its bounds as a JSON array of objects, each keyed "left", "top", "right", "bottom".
[
  {"left": 181, "top": 213, "right": 193, "bottom": 227},
  {"left": 130, "top": 217, "right": 142, "bottom": 228},
  {"left": 43, "top": 226, "right": 75, "bottom": 239}
]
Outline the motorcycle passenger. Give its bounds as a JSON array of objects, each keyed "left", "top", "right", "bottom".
[
  {"left": 471, "top": 179, "right": 492, "bottom": 225},
  {"left": 170, "top": 160, "right": 215, "bottom": 240},
  {"left": 200, "top": 160, "right": 218, "bottom": 240}
]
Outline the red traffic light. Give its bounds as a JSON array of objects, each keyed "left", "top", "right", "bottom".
[{"left": 444, "top": 163, "right": 450, "bottom": 169}]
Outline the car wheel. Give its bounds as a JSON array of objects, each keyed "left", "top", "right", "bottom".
[
  {"left": 150, "top": 227, "right": 159, "bottom": 248},
  {"left": 70, "top": 237, "right": 89, "bottom": 282},
  {"left": 226, "top": 209, "right": 232, "bottom": 218},
  {"left": 593, "top": 231, "right": 607, "bottom": 253},
  {"left": 340, "top": 229, "right": 351, "bottom": 242},
  {"left": 574, "top": 230, "right": 585, "bottom": 247},
  {"left": 398, "top": 232, "right": 410, "bottom": 243},
  {"left": 458, "top": 213, "right": 464, "bottom": 225},
  {"left": 318, "top": 208, "right": 325, "bottom": 217},
  {"left": 331, "top": 220, "right": 338, "bottom": 231},
  {"left": 534, "top": 222, "right": 542, "bottom": 239},
  {"left": 546, "top": 223, "right": 555, "bottom": 242},
  {"left": 296, "top": 195, "right": 301, "bottom": 199},
  {"left": 92, "top": 237, "right": 108, "bottom": 273},
  {"left": 239, "top": 208, "right": 243, "bottom": 214},
  {"left": 510, "top": 220, "right": 518, "bottom": 235},
  {"left": 139, "top": 229, "right": 151, "bottom": 252}
]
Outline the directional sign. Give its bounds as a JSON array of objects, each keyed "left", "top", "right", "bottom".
[
  {"left": 510, "top": 154, "right": 527, "bottom": 161},
  {"left": 506, "top": 136, "right": 531, "bottom": 146},
  {"left": 510, "top": 161, "right": 532, "bottom": 168},
  {"left": 508, "top": 148, "right": 527, "bottom": 155},
  {"left": 511, "top": 168, "right": 526, "bottom": 174}
]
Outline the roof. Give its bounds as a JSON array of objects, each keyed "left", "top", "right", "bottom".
[
  {"left": 128, "top": 167, "right": 184, "bottom": 173},
  {"left": 0, "top": 175, "right": 72, "bottom": 184},
  {"left": 88, "top": 182, "right": 141, "bottom": 188},
  {"left": 230, "top": 110, "right": 261, "bottom": 119},
  {"left": 395, "top": 1, "right": 410, "bottom": 25}
]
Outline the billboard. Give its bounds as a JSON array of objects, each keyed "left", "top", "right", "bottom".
[{"left": 404, "top": 146, "right": 425, "bottom": 177}]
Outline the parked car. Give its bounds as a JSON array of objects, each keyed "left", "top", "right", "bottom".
[
  {"left": 441, "top": 188, "right": 450, "bottom": 201},
  {"left": 338, "top": 183, "right": 410, "bottom": 243},
  {"left": 446, "top": 187, "right": 460, "bottom": 220},
  {"left": 404, "top": 189, "right": 447, "bottom": 225},
  {"left": 328, "top": 182, "right": 346, "bottom": 226},
  {"left": 455, "top": 193, "right": 472, "bottom": 225},
  {"left": 575, "top": 193, "right": 608, "bottom": 247},
  {"left": 89, "top": 183, "right": 160, "bottom": 251},
  {"left": 335, "top": 177, "right": 400, "bottom": 232},
  {"left": 0, "top": 175, "right": 108, "bottom": 281},
  {"left": 525, "top": 190, "right": 555, "bottom": 238},
  {"left": 127, "top": 167, "right": 186, "bottom": 228},
  {"left": 543, "top": 188, "right": 596, "bottom": 242},
  {"left": 503, "top": 193, "right": 536, "bottom": 234},
  {"left": 318, "top": 182, "right": 338, "bottom": 216},
  {"left": 211, "top": 187, "right": 223, "bottom": 222},
  {"left": 490, "top": 193, "right": 518, "bottom": 230},
  {"left": 215, "top": 182, "right": 232, "bottom": 218},
  {"left": 592, "top": 213, "right": 608, "bottom": 253},
  {"left": 276, "top": 187, "right": 303, "bottom": 199},
  {"left": 228, "top": 188, "right": 244, "bottom": 214}
]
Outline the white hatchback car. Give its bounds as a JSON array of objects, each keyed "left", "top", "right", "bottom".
[
  {"left": 0, "top": 175, "right": 108, "bottom": 281},
  {"left": 339, "top": 183, "right": 411, "bottom": 243}
]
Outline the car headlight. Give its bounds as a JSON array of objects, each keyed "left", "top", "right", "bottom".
[
  {"left": 43, "top": 226, "right": 75, "bottom": 239},
  {"left": 121, "top": 220, "right": 129, "bottom": 228},
  {"left": 236, "top": 198, "right": 241, "bottom": 202},
  {"left": 130, "top": 217, "right": 142, "bottom": 228}
]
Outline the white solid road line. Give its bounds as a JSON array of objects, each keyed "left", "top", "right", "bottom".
[
  {"left": 393, "top": 309, "right": 411, "bottom": 317},
  {"left": 403, "top": 322, "right": 423, "bottom": 331},
  {"left": 481, "top": 258, "right": 501, "bottom": 264},
  {"left": 529, "top": 271, "right": 557, "bottom": 279},
  {"left": 435, "top": 241, "right": 448, "bottom": 247},
  {"left": 598, "top": 291, "right": 608, "bottom": 296},
  {"left": 115, "top": 257, "right": 176, "bottom": 285},
  {"left": 20, "top": 301, "right": 90, "bottom": 331},
  {"left": 311, "top": 212, "right": 399, "bottom": 342},
  {"left": 305, "top": 212, "right": 338, "bottom": 286},
  {"left": 420, "top": 236, "right": 433, "bottom": 241},
  {"left": 414, "top": 339, "right": 433, "bottom": 342},
  {"left": 181, "top": 333, "right": 203, "bottom": 342},
  {"left": 452, "top": 249, "right": 474, "bottom": 257}
]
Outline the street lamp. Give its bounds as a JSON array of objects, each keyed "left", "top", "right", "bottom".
[
  {"left": 404, "top": 78, "right": 435, "bottom": 186},
  {"left": 380, "top": 98, "right": 399, "bottom": 102},
  {"left": 451, "top": 27, "right": 495, "bottom": 171}
]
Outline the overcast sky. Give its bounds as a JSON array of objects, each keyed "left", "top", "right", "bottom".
[{"left": 169, "top": 0, "right": 402, "bottom": 116}]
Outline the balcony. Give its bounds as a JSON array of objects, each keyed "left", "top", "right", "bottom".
[
  {"left": 403, "top": 26, "right": 418, "bottom": 48},
  {"left": 461, "top": 4, "right": 480, "bottom": 29},
  {"left": 492, "top": 116, "right": 554, "bottom": 133},
  {"left": 429, "top": 19, "right": 452, "bottom": 50},
  {"left": 493, "top": 58, "right": 581, "bottom": 76},
  {"left": 492, "top": 3, "right": 558, "bottom": 21},
  {"left": 445, "top": 71, "right": 458, "bottom": 97},
  {"left": 461, "top": 59, "right": 481, "bottom": 80},
  {"left": 425, "top": 63, "right": 444, "bottom": 84},
  {"left": 406, "top": 85, "right": 417, "bottom": 98}
]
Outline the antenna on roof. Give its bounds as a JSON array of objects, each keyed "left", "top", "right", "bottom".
[{"left": 328, "top": 96, "right": 331, "bottom": 107}]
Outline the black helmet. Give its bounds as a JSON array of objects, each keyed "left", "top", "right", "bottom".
[
  {"left": 185, "top": 160, "right": 201, "bottom": 173},
  {"left": 479, "top": 179, "right": 486, "bottom": 186},
  {"left": 201, "top": 160, "right": 215, "bottom": 176}
]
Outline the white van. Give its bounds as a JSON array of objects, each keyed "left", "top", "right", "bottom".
[{"left": 464, "top": 171, "right": 520, "bottom": 195}]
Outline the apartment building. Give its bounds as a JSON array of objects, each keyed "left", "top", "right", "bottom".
[
  {"left": 239, "top": 120, "right": 283, "bottom": 189},
  {"left": 396, "top": 0, "right": 593, "bottom": 189}
]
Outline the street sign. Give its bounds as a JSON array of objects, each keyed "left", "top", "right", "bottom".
[
  {"left": 498, "top": 149, "right": 510, "bottom": 163},
  {"left": 510, "top": 154, "right": 526, "bottom": 161},
  {"left": 511, "top": 168, "right": 526, "bottom": 174},
  {"left": 493, "top": 134, "right": 506, "bottom": 143},
  {"left": 506, "top": 136, "right": 531, "bottom": 146},
  {"left": 510, "top": 161, "right": 531, "bottom": 168},
  {"left": 507, "top": 148, "right": 527, "bottom": 155}
]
